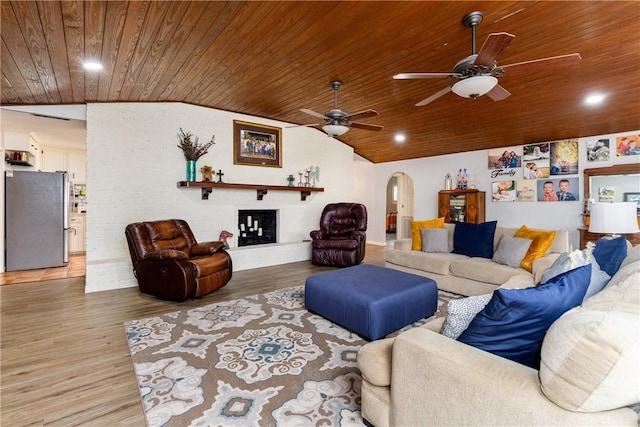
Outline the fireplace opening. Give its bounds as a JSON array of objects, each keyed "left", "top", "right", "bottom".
[{"left": 238, "top": 209, "right": 278, "bottom": 247}]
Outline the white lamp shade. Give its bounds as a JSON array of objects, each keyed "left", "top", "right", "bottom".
[
  {"left": 588, "top": 202, "right": 639, "bottom": 234},
  {"left": 451, "top": 75, "right": 498, "bottom": 99},
  {"left": 322, "top": 124, "right": 349, "bottom": 137}
]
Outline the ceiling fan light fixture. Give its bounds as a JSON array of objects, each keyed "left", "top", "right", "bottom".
[
  {"left": 322, "top": 124, "right": 349, "bottom": 137},
  {"left": 452, "top": 75, "right": 498, "bottom": 99}
]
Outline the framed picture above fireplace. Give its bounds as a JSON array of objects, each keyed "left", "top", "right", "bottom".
[{"left": 233, "top": 120, "right": 282, "bottom": 168}]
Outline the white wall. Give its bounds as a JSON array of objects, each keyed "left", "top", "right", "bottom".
[
  {"left": 85, "top": 102, "right": 354, "bottom": 292},
  {"left": 352, "top": 155, "right": 382, "bottom": 244},
  {"left": 361, "top": 132, "right": 640, "bottom": 250}
]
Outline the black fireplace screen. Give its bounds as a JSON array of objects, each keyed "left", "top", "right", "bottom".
[{"left": 238, "top": 210, "right": 277, "bottom": 247}]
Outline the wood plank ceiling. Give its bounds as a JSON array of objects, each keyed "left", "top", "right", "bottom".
[{"left": 2, "top": 1, "right": 639, "bottom": 164}]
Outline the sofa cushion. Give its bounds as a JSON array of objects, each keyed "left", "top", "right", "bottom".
[
  {"left": 453, "top": 220, "right": 497, "bottom": 259},
  {"left": 492, "top": 234, "right": 533, "bottom": 268},
  {"left": 449, "top": 257, "right": 530, "bottom": 286},
  {"left": 408, "top": 252, "right": 466, "bottom": 276},
  {"left": 440, "top": 294, "right": 492, "bottom": 339},
  {"left": 410, "top": 217, "right": 445, "bottom": 250},
  {"left": 541, "top": 249, "right": 611, "bottom": 301},
  {"left": 539, "top": 270, "right": 640, "bottom": 412},
  {"left": 458, "top": 264, "right": 591, "bottom": 368},
  {"left": 515, "top": 225, "right": 556, "bottom": 272},
  {"left": 592, "top": 236, "right": 627, "bottom": 277},
  {"left": 421, "top": 228, "right": 450, "bottom": 253},
  {"left": 619, "top": 243, "right": 640, "bottom": 269},
  {"left": 357, "top": 337, "right": 395, "bottom": 387}
]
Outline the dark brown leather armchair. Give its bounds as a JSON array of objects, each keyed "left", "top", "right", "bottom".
[
  {"left": 125, "top": 219, "right": 232, "bottom": 301},
  {"left": 310, "top": 203, "right": 368, "bottom": 267}
]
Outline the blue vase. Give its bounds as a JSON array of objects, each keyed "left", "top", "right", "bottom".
[{"left": 186, "top": 160, "right": 196, "bottom": 182}]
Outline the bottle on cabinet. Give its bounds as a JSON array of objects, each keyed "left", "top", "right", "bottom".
[{"left": 73, "top": 184, "right": 87, "bottom": 213}]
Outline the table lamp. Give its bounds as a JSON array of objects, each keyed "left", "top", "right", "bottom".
[{"left": 588, "top": 202, "right": 639, "bottom": 238}]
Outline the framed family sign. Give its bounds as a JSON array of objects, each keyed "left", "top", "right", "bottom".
[{"left": 233, "top": 120, "right": 282, "bottom": 167}]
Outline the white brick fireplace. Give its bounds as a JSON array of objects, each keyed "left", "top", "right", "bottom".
[{"left": 84, "top": 102, "right": 354, "bottom": 292}]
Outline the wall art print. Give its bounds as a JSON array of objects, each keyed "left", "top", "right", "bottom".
[
  {"left": 616, "top": 134, "right": 640, "bottom": 156},
  {"left": 488, "top": 146, "right": 522, "bottom": 170},
  {"left": 517, "top": 180, "right": 537, "bottom": 202},
  {"left": 233, "top": 120, "right": 282, "bottom": 167},
  {"left": 623, "top": 192, "right": 640, "bottom": 207},
  {"left": 491, "top": 180, "right": 517, "bottom": 202},
  {"left": 586, "top": 138, "right": 610, "bottom": 162},
  {"left": 537, "top": 177, "right": 579, "bottom": 202},
  {"left": 549, "top": 139, "right": 579, "bottom": 175}
]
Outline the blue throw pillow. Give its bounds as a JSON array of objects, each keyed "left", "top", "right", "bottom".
[
  {"left": 592, "top": 236, "right": 627, "bottom": 277},
  {"left": 452, "top": 220, "right": 497, "bottom": 259},
  {"left": 457, "top": 264, "right": 591, "bottom": 368}
]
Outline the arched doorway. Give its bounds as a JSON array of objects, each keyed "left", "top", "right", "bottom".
[{"left": 385, "top": 172, "right": 414, "bottom": 244}]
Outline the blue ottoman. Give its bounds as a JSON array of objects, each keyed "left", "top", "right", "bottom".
[{"left": 304, "top": 264, "right": 438, "bottom": 340}]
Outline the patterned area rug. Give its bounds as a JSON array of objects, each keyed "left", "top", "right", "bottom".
[{"left": 124, "top": 285, "right": 460, "bottom": 426}]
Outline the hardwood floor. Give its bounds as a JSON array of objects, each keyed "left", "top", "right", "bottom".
[
  {"left": 0, "top": 254, "right": 86, "bottom": 285},
  {"left": 0, "top": 244, "right": 387, "bottom": 426}
]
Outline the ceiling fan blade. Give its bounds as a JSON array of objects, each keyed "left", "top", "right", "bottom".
[
  {"left": 486, "top": 84, "right": 511, "bottom": 101},
  {"left": 499, "top": 53, "right": 581, "bottom": 76},
  {"left": 350, "top": 122, "right": 383, "bottom": 131},
  {"left": 346, "top": 109, "right": 378, "bottom": 121},
  {"left": 393, "top": 72, "right": 455, "bottom": 79},
  {"left": 415, "top": 86, "right": 452, "bottom": 107},
  {"left": 474, "top": 32, "right": 515, "bottom": 66},
  {"left": 300, "top": 108, "right": 327, "bottom": 119},
  {"left": 286, "top": 123, "right": 320, "bottom": 128}
]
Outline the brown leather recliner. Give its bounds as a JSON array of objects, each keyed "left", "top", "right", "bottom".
[
  {"left": 125, "top": 219, "right": 232, "bottom": 301},
  {"left": 310, "top": 203, "right": 368, "bottom": 267}
]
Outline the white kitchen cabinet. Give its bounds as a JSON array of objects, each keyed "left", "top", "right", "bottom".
[
  {"left": 42, "top": 147, "right": 67, "bottom": 172},
  {"left": 4, "top": 131, "right": 41, "bottom": 169},
  {"left": 4, "top": 131, "right": 40, "bottom": 156},
  {"left": 67, "top": 150, "right": 86, "bottom": 183},
  {"left": 41, "top": 147, "right": 86, "bottom": 183},
  {"left": 69, "top": 216, "right": 86, "bottom": 253}
]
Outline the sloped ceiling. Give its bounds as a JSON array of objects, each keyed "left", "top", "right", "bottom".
[{"left": 1, "top": 1, "right": 639, "bottom": 163}]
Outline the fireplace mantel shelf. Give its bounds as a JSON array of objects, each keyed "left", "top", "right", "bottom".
[{"left": 177, "top": 181, "right": 324, "bottom": 201}]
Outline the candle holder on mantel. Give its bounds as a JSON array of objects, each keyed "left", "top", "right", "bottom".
[
  {"left": 309, "top": 166, "right": 320, "bottom": 187},
  {"left": 287, "top": 174, "right": 295, "bottom": 187}
]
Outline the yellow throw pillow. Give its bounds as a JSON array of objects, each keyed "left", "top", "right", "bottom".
[
  {"left": 515, "top": 225, "right": 556, "bottom": 272},
  {"left": 411, "top": 217, "right": 445, "bottom": 250}
]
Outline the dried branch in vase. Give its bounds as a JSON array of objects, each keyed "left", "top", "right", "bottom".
[{"left": 177, "top": 128, "right": 215, "bottom": 161}]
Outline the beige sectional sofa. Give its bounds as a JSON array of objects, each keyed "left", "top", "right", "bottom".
[
  {"left": 359, "top": 244, "right": 640, "bottom": 427},
  {"left": 383, "top": 223, "right": 570, "bottom": 296}
]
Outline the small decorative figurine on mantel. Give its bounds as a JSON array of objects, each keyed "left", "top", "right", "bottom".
[{"left": 201, "top": 165, "right": 214, "bottom": 181}]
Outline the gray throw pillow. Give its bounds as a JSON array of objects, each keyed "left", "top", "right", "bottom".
[
  {"left": 540, "top": 250, "right": 587, "bottom": 284},
  {"left": 440, "top": 294, "right": 492, "bottom": 339},
  {"left": 421, "top": 228, "right": 450, "bottom": 253},
  {"left": 540, "top": 249, "right": 611, "bottom": 301},
  {"left": 583, "top": 257, "right": 611, "bottom": 300},
  {"left": 492, "top": 234, "right": 533, "bottom": 268}
]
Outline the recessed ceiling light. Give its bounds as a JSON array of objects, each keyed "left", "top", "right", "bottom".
[
  {"left": 83, "top": 61, "right": 103, "bottom": 71},
  {"left": 584, "top": 93, "right": 605, "bottom": 105},
  {"left": 394, "top": 133, "right": 406, "bottom": 143}
]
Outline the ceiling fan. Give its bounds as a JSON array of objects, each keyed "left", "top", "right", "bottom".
[
  {"left": 295, "top": 80, "right": 383, "bottom": 137},
  {"left": 393, "top": 11, "right": 581, "bottom": 106}
]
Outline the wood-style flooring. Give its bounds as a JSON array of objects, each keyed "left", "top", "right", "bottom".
[
  {"left": 0, "top": 254, "right": 86, "bottom": 285},
  {"left": 0, "top": 244, "right": 387, "bottom": 426}
]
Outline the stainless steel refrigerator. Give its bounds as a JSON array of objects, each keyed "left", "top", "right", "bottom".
[{"left": 5, "top": 171, "right": 70, "bottom": 271}]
